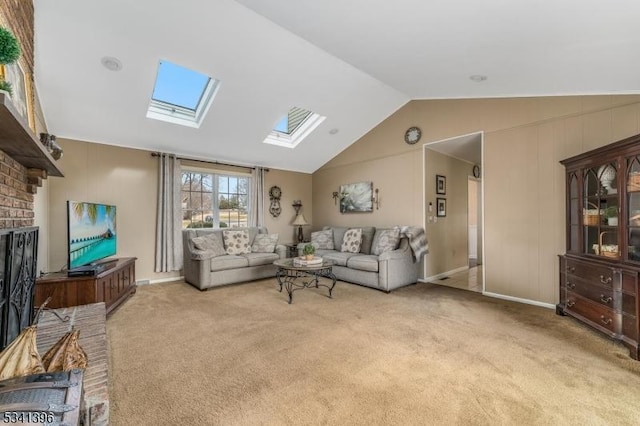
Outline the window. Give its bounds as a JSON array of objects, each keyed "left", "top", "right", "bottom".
[
  {"left": 263, "top": 106, "right": 325, "bottom": 148},
  {"left": 181, "top": 171, "right": 250, "bottom": 229},
  {"left": 147, "top": 60, "right": 220, "bottom": 128}
]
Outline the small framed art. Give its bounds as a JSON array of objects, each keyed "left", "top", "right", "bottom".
[
  {"left": 436, "top": 198, "right": 446, "bottom": 217},
  {"left": 436, "top": 175, "right": 446, "bottom": 195}
]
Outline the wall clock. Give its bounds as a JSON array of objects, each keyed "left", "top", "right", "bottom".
[
  {"left": 404, "top": 126, "right": 422, "bottom": 145},
  {"left": 268, "top": 186, "right": 282, "bottom": 217},
  {"left": 473, "top": 165, "right": 481, "bottom": 178}
]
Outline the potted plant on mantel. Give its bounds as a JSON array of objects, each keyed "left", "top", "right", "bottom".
[
  {"left": 0, "top": 26, "right": 20, "bottom": 100},
  {"left": 0, "top": 26, "right": 20, "bottom": 65},
  {"left": 0, "top": 78, "right": 11, "bottom": 97}
]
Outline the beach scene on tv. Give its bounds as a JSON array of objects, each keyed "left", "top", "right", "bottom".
[{"left": 68, "top": 201, "right": 117, "bottom": 269}]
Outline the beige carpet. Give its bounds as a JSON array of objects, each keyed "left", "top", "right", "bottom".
[{"left": 107, "top": 279, "right": 640, "bottom": 425}]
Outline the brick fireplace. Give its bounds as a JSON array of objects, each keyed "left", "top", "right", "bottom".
[
  {"left": 0, "top": 150, "right": 36, "bottom": 229},
  {"left": 0, "top": 91, "right": 62, "bottom": 349}
]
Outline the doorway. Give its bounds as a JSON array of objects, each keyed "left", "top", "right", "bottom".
[
  {"left": 468, "top": 176, "right": 482, "bottom": 268},
  {"left": 422, "top": 131, "right": 484, "bottom": 293}
]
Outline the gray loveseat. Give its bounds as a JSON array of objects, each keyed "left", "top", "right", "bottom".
[
  {"left": 298, "top": 226, "right": 419, "bottom": 292},
  {"left": 183, "top": 227, "right": 286, "bottom": 290}
]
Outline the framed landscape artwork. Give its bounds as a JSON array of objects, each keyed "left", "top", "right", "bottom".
[{"left": 339, "top": 182, "right": 373, "bottom": 213}]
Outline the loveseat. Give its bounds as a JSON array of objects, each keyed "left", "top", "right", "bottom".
[
  {"left": 297, "top": 226, "right": 420, "bottom": 292},
  {"left": 183, "top": 227, "right": 286, "bottom": 290}
]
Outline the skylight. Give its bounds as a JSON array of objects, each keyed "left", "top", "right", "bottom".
[
  {"left": 264, "top": 107, "right": 325, "bottom": 148},
  {"left": 146, "top": 60, "right": 220, "bottom": 128}
]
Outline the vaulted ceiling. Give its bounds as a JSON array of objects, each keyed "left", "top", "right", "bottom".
[{"left": 33, "top": 0, "right": 640, "bottom": 173}]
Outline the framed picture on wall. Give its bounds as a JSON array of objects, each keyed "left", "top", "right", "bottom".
[
  {"left": 436, "top": 198, "right": 446, "bottom": 217},
  {"left": 436, "top": 175, "right": 446, "bottom": 195},
  {"left": 339, "top": 181, "right": 373, "bottom": 213}
]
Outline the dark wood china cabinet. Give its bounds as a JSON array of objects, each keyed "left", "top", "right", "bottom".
[{"left": 558, "top": 133, "right": 640, "bottom": 360}]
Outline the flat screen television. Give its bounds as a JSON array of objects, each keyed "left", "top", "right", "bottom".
[{"left": 67, "top": 201, "right": 117, "bottom": 270}]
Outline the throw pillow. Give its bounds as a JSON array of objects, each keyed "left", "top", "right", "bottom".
[
  {"left": 223, "top": 230, "right": 252, "bottom": 255},
  {"left": 191, "top": 233, "right": 226, "bottom": 257},
  {"left": 311, "top": 229, "right": 334, "bottom": 250},
  {"left": 251, "top": 234, "right": 279, "bottom": 253},
  {"left": 371, "top": 228, "right": 401, "bottom": 255},
  {"left": 341, "top": 228, "right": 362, "bottom": 253}
]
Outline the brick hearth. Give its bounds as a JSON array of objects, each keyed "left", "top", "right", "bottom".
[{"left": 36, "top": 303, "right": 109, "bottom": 426}]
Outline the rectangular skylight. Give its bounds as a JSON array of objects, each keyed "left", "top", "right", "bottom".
[
  {"left": 264, "top": 107, "right": 325, "bottom": 148},
  {"left": 147, "top": 60, "right": 220, "bottom": 128}
]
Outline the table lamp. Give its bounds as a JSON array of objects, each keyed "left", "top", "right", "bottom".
[{"left": 292, "top": 213, "right": 309, "bottom": 243}]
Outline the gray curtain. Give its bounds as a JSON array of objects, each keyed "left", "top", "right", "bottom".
[
  {"left": 155, "top": 153, "right": 183, "bottom": 272},
  {"left": 249, "top": 167, "right": 265, "bottom": 227}
]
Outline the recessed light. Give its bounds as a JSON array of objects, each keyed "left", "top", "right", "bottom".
[
  {"left": 469, "top": 75, "right": 487, "bottom": 82},
  {"left": 101, "top": 56, "right": 123, "bottom": 72},
  {"left": 329, "top": 128, "right": 339, "bottom": 135}
]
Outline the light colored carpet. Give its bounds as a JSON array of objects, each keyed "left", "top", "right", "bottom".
[{"left": 107, "top": 279, "right": 640, "bottom": 425}]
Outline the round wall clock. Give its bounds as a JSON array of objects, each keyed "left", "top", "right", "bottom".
[
  {"left": 473, "top": 165, "right": 481, "bottom": 178},
  {"left": 404, "top": 126, "right": 422, "bottom": 145}
]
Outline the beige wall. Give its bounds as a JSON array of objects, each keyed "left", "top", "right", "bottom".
[
  {"left": 264, "top": 169, "right": 313, "bottom": 244},
  {"left": 424, "top": 149, "right": 470, "bottom": 278},
  {"left": 47, "top": 138, "right": 310, "bottom": 281},
  {"left": 314, "top": 95, "right": 640, "bottom": 305}
]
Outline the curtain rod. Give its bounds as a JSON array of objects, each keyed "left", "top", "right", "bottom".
[{"left": 151, "top": 152, "right": 269, "bottom": 172}]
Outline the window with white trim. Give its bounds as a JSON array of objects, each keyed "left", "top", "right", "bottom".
[
  {"left": 181, "top": 171, "right": 251, "bottom": 229},
  {"left": 147, "top": 60, "right": 220, "bottom": 128}
]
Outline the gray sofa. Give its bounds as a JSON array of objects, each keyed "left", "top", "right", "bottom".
[
  {"left": 183, "top": 227, "right": 286, "bottom": 290},
  {"left": 298, "top": 226, "right": 418, "bottom": 292}
]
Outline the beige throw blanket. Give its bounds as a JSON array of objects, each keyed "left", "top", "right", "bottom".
[{"left": 396, "top": 225, "right": 428, "bottom": 262}]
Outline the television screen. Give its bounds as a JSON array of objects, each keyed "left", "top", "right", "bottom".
[{"left": 67, "top": 201, "right": 117, "bottom": 269}]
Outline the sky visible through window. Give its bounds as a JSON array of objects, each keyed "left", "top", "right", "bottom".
[
  {"left": 274, "top": 116, "right": 289, "bottom": 133},
  {"left": 152, "top": 61, "right": 210, "bottom": 111}
]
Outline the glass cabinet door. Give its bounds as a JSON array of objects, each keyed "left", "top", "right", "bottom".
[
  {"left": 568, "top": 172, "right": 579, "bottom": 252},
  {"left": 627, "top": 156, "right": 640, "bottom": 261},
  {"left": 583, "top": 162, "right": 619, "bottom": 258}
]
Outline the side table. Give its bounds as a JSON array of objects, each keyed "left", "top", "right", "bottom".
[{"left": 285, "top": 242, "right": 311, "bottom": 258}]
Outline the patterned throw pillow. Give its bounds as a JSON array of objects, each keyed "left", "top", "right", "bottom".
[
  {"left": 251, "top": 234, "right": 279, "bottom": 253},
  {"left": 371, "top": 228, "right": 401, "bottom": 255},
  {"left": 191, "top": 233, "right": 226, "bottom": 258},
  {"left": 311, "top": 229, "right": 334, "bottom": 250},
  {"left": 341, "top": 228, "right": 362, "bottom": 253},
  {"left": 223, "top": 230, "right": 252, "bottom": 255}
]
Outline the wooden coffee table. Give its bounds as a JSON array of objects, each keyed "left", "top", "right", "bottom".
[{"left": 273, "top": 258, "right": 336, "bottom": 304}]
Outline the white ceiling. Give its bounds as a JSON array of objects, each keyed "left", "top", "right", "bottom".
[{"left": 33, "top": 0, "right": 640, "bottom": 173}]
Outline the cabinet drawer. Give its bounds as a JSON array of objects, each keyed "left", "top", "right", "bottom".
[
  {"left": 565, "top": 280, "right": 614, "bottom": 309},
  {"left": 566, "top": 259, "right": 614, "bottom": 287},
  {"left": 566, "top": 292, "right": 616, "bottom": 334}
]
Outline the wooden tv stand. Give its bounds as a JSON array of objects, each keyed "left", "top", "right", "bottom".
[{"left": 35, "top": 257, "right": 137, "bottom": 315}]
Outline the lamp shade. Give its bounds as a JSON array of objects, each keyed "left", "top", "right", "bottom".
[{"left": 292, "top": 214, "right": 309, "bottom": 226}]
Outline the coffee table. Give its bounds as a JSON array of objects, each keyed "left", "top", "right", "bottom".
[{"left": 273, "top": 258, "right": 336, "bottom": 304}]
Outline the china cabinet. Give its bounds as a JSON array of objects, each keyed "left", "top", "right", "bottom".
[{"left": 558, "top": 133, "right": 640, "bottom": 360}]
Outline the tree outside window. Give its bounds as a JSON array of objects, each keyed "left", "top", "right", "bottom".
[{"left": 181, "top": 171, "right": 250, "bottom": 228}]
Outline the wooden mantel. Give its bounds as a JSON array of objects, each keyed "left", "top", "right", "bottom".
[{"left": 0, "top": 92, "right": 63, "bottom": 177}]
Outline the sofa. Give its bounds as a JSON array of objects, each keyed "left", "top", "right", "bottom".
[
  {"left": 183, "top": 227, "right": 286, "bottom": 290},
  {"left": 297, "top": 226, "right": 419, "bottom": 292}
]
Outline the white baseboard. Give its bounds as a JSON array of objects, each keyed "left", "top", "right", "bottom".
[
  {"left": 422, "top": 265, "right": 469, "bottom": 283},
  {"left": 482, "top": 291, "right": 555, "bottom": 310},
  {"left": 137, "top": 276, "right": 184, "bottom": 285}
]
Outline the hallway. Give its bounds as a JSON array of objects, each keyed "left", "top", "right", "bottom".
[{"left": 432, "top": 265, "right": 483, "bottom": 293}]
